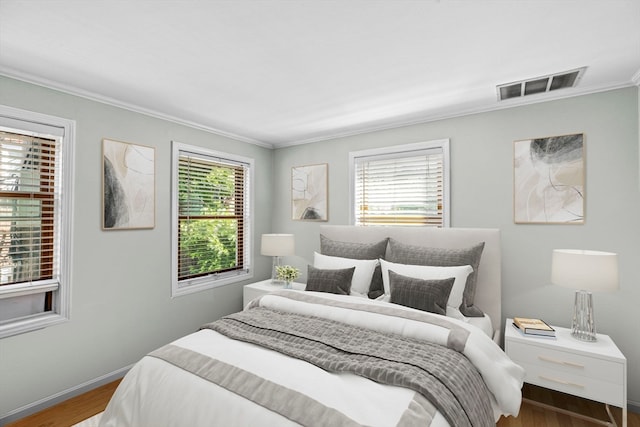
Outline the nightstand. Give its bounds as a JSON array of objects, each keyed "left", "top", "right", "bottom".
[
  {"left": 243, "top": 279, "right": 306, "bottom": 307},
  {"left": 505, "top": 318, "right": 627, "bottom": 427}
]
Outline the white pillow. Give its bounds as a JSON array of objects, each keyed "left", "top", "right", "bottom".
[
  {"left": 313, "top": 252, "right": 378, "bottom": 297},
  {"left": 379, "top": 259, "right": 473, "bottom": 309}
]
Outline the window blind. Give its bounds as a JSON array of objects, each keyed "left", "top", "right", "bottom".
[
  {"left": 0, "top": 131, "right": 59, "bottom": 288},
  {"left": 354, "top": 148, "right": 444, "bottom": 227},
  {"left": 177, "top": 153, "right": 248, "bottom": 281}
]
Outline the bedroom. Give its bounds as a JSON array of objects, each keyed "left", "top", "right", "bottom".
[{"left": 0, "top": 1, "right": 639, "bottom": 426}]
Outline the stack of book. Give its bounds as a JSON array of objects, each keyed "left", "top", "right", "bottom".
[{"left": 512, "top": 317, "right": 556, "bottom": 338}]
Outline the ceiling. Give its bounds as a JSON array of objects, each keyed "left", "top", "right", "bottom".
[{"left": 1, "top": 1, "right": 639, "bottom": 148}]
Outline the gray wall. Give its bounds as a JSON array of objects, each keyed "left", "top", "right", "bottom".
[
  {"left": 0, "top": 76, "right": 274, "bottom": 418},
  {"left": 272, "top": 87, "right": 640, "bottom": 407},
  {"left": 1, "top": 75, "right": 638, "bottom": 418}
]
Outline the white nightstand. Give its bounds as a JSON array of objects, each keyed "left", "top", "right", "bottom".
[
  {"left": 243, "top": 279, "right": 306, "bottom": 307},
  {"left": 505, "top": 318, "right": 627, "bottom": 427}
]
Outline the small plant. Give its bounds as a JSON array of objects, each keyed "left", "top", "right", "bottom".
[{"left": 275, "top": 265, "right": 300, "bottom": 282}]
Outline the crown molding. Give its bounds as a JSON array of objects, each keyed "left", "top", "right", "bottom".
[
  {"left": 2, "top": 67, "right": 635, "bottom": 150},
  {"left": 0, "top": 67, "right": 274, "bottom": 149},
  {"left": 276, "top": 81, "right": 637, "bottom": 148}
]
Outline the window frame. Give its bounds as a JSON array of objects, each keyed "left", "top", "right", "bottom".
[
  {"left": 0, "top": 105, "right": 75, "bottom": 339},
  {"left": 348, "top": 139, "right": 450, "bottom": 227},
  {"left": 171, "top": 141, "right": 254, "bottom": 297}
]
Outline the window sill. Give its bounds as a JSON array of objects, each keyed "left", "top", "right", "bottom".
[
  {"left": 172, "top": 271, "right": 253, "bottom": 298},
  {"left": 0, "top": 312, "right": 69, "bottom": 339}
]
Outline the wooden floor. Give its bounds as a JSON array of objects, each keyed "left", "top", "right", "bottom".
[
  {"left": 498, "top": 384, "right": 639, "bottom": 427},
  {"left": 6, "top": 381, "right": 639, "bottom": 427},
  {"left": 5, "top": 379, "right": 121, "bottom": 427}
]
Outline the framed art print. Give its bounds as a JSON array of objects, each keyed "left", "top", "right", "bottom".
[
  {"left": 514, "top": 133, "right": 584, "bottom": 224},
  {"left": 102, "top": 138, "right": 155, "bottom": 230},
  {"left": 291, "top": 163, "right": 328, "bottom": 221}
]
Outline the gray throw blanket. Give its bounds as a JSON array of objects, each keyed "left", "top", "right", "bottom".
[{"left": 203, "top": 307, "right": 494, "bottom": 427}]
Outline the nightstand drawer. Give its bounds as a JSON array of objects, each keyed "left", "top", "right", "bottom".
[
  {"left": 506, "top": 340, "right": 623, "bottom": 384},
  {"left": 517, "top": 361, "right": 624, "bottom": 406}
]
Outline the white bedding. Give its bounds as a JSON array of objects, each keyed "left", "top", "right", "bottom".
[
  {"left": 446, "top": 306, "right": 495, "bottom": 339},
  {"left": 100, "top": 291, "right": 524, "bottom": 427},
  {"left": 376, "top": 294, "right": 495, "bottom": 339}
]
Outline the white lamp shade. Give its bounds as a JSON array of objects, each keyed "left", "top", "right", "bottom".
[
  {"left": 261, "top": 234, "right": 295, "bottom": 257},
  {"left": 551, "top": 249, "right": 619, "bottom": 292}
]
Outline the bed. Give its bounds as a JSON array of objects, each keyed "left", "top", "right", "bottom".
[{"left": 100, "top": 226, "right": 524, "bottom": 427}]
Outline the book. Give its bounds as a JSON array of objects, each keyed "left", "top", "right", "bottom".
[
  {"left": 512, "top": 317, "right": 556, "bottom": 337},
  {"left": 512, "top": 322, "right": 556, "bottom": 339}
]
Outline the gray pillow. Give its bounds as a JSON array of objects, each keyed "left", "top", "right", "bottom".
[
  {"left": 389, "top": 270, "right": 454, "bottom": 315},
  {"left": 306, "top": 265, "right": 355, "bottom": 295},
  {"left": 320, "top": 235, "right": 388, "bottom": 259},
  {"left": 319, "top": 235, "right": 388, "bottom": 299},
  {"left": 386, "top": 239, "right": 485, "bottom": 317}
]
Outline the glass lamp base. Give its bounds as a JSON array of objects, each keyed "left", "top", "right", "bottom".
[
  {"left": 271, "top": 256, "right": 284, "bottom": 285},
  {"left": 571, "top": 290, "right": 597, "bottom": 342}
]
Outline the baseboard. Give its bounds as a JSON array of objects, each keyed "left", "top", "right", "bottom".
[
  {"left": 0, "top": 365, "right": 132, "bottom": 426},
  {"left": 629, "top": 400, "right": 640, "bottom": 415}
]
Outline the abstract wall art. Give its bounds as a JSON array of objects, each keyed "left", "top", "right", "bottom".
[
  {"left": 102, "top": 138, "right": 155, "bottom": 230},
  {"left": 514, "top": 133, "right": 584, "bottom": 224},
  {"left": 291, "top": 163, "right": 328, "bottom": 221}
]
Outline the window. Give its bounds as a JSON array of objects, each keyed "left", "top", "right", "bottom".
[
  {"left": 171, "top": 142, "right": 253, "bottom": 297},
  {"left": 0, "top": 105, "right": 74, "bottom": 339},
  {"left": 349, "top": 139, "right": 449, "bottom": 227}
]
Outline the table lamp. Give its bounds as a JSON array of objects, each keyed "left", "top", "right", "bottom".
[
  {"left": 550, "top": 249, "right": 618, "bottom": 342},
  {"left": 261, "top": 234, "right": 295, "bottom": 284}
]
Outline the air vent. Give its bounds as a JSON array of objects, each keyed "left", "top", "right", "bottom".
[{"left": 497, "top": 67, "right": 585, "bottom": 101}]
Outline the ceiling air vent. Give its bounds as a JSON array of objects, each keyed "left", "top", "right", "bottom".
[{"left": 497, "top": 67, "right": 585, "bottom": 101}]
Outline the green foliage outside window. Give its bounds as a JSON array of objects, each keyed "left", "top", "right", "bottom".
[{"left": 178, "top": 160, "right": 243, "bottom": 279}]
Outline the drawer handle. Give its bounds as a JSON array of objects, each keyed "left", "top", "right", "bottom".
[
  {"left": 539, "top": 375, "right": 585, "bottom": 389},
  {"left": 538, "top": 355, "right": 585, "bottom": 369}
]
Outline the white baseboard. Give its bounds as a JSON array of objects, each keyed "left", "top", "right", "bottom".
[{"left": 0, "top": 365, "right": 132, "bottom": 426}]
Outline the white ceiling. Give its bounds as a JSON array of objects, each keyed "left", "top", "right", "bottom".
[{"left": 1, "top": 1, "right": 639, "bottom": 148}]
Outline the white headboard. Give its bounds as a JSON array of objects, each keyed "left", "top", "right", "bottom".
[{"left": 319, "top": 225, "right": 502, "bottom": 335}]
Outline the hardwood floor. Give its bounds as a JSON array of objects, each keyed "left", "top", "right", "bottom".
[
  {"left": 5, "top": 379, "right": 121, "bottom": 427},
  {"left": 498, "top": 384, "right": 639, "bottom": 427},
  {"left": 5, "top": 381, "right": 639, "bottom": 427}
]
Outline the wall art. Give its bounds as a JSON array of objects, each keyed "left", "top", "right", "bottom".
[
  {"left": 514, "top": 133, "right": 584, "bottom": 224},
  {"left": 102, "top": 138, "right": 155, "bottom": 229},
  {"left": 291, "top": 163, "right": 328, "bottom": 221}
]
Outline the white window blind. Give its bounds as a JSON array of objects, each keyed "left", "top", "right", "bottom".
[{"left": 351, "top": 140, "right": 449, "bottom": 227}]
